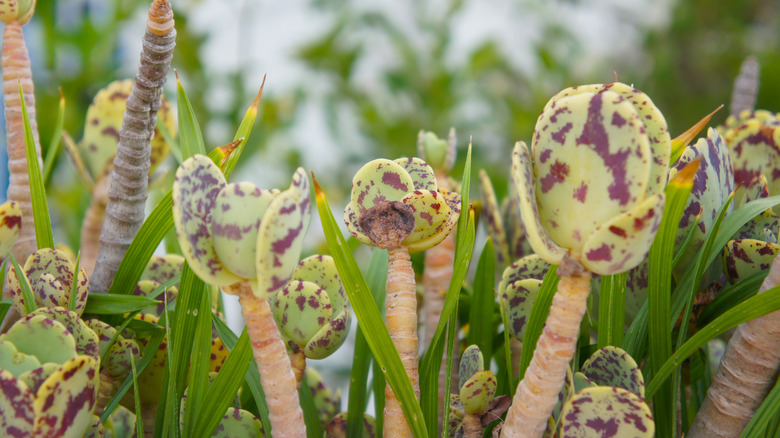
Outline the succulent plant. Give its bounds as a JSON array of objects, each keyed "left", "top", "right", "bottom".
[
  {"left": 86, "top": 319, "right": 141, "bottom": 416},
  {"left": 480, "top": 170, "right": 532, "bottom": 267},
  {"left": 723, "top": 239, "right": 780, "bottom": 283},
  {"left": 326, "top": 412, "right": 377, "bottom": 438},
  {"left": 498, "top": 255, "right": 551, "bottom": 341},
  {"left": 173, "top": 153, "right": 311, "bottom": 436},
  {"left": 719, "top": 110, "right": 780, "bottom": 200},
  {"left": 504, "top": 82, "right": 669, "bottom": 438},
  {"left": 8, "top": 248, "right": 89, "bottom": 317},
  {"left": 0, "top": 0, "right": 35, "bottom": 24},
  {"left": 344, "top": 156, "right": 461, "bottom": 434},
  {"left": 0, "top": 312, "right": 99, "bottom": 437},
  {"left": 579, "top": 346, "right": 644, "bottom": 399},
  {"left": 304, "top": 367, "right": 341, "bottom": 424},
  {"left": 558, "top": 386, "right": 654, "bottom": 437}
]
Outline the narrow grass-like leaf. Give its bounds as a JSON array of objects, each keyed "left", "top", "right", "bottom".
[
  {"left": 43, "top": 89, "right": 66, "bottom": 184},
  {"left": 517, "top": 265, "right": 561, "bottom": 381},
  {"left": 212, "top": 314, "right": 271, "bottom": 433},
  {"left": 68, "top": 253, "right": 81, "bottom": 313},
  {"left": 20, "top": 85, "right": 53, "bottom": 250},
  {"left": 314, "top": 176, "right": 428, "bottom": 437},
  {"left": 647, "top": 159, "right": 697, "bottom": 437},
  {"left": 348, "top": 249, "right": 388, "bottom": 438},
  {"left": 0, "top": 299, "right": 10, "bottom": 322},
  {"left": 9, "top": 253, "right": 36, "bottom": 314},
  {"left": 194, "top": 328, "right": 253, "bottom": 436},
  {"left": 176, "top": 75, "right": 206, "bottom": 159},
  {"left": 84, "top": 294, "right": 161, "bottom": 315},
  {"left": 441, "top": 301, "right": 457, "bottom": 438},
  {"left": 300, "top": 374, "right": 324, "bottom": 438},
  {"left": 645, "top": 285, "right": 780, "bottom": 398},
  {"left": 131, "top": 350, "right": 143, "bottom": 438},
  {"left": 373, "top": 359, "right": 385, "bottom": 435},
  {"left": 156, "top": 115, "right": 181, "bottom": 164},
  {"left": 221, "top": 75, "right": 265, "bottom": 177},
  {"left": 698, "top": 269, "right": 767, "bottom": 326},
  {"left": 597, "top": 272, "right": 627, "bottom": 349},
  {"left": 669, "top": 106, "right": 722, "bottom": 165},
  {"left": 742, "top": 375, "right": 780, "bottom": 438},
  {"left": 672, "top": 214, "right": 701, "bottom": 269},
  {"left": 182, "top": 288, "right": 213, "bottom": 438},
  {"left": 101, "top": 331, "right": 165, "bottom": 423},
  {"left": 468, "top": 238, "right": 496, "bottom": 365}
]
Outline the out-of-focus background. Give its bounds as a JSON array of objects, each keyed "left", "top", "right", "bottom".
[{"left": 2, "top": 0, "right": 779, "bottom": 406}]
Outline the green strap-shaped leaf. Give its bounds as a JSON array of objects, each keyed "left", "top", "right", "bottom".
[{"left": 256, "top": 167, "right": 311, "bottom": 298}]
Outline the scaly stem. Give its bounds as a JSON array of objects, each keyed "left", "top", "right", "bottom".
[
  {"left": 502, "top": 257, "right": 591, "bottom": 438},
  {"left": 2, "top": 21, "right": 41, "bottom": 271},
  {"left": 688, "top": 254, "right": 780, "bottom": 437},
  {"left": 461, "top": 414, "right": 482, "bottom": 438},
  {"left": 91, "top": 0, "right": 175, "bottom": 292},
  {"left": 230, "top": 282, "right": 306, "bottom": 438},
  {"left": 384, "top": 245, "right": 419, "bottom": 437}
]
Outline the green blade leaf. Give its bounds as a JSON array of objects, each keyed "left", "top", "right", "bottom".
[
  {"left": 645, "top": 285, "right": 780, "bottom": 399},
  {"left": 83, "top": 293, "right": 161, "bottom": 315},
  {"left": 597, "top": 272, "right": 627, "bottom": 349},
  {"left": 19, "top": 84, "right": 53, "bottom": 250},
  {"left": 221, "top": 76, "right": 265, "bottom": 177},
  {"left": 131, "top": 349, "right": 144, "bottom": 438},
  {"left": 697, "top": 269, "right": 767, "bottom": 326},
  {"left": 43, "top": 89, "right": 65, "bottom": 184},
  {"left": 299, "top": 374, "right": 324, "bottom": 438},
  {"left": 742, "top": 374, "right": 780, "bottom": 437},
  {"left": 314, "top": 176, "right": 428, "bottom": 437},
  {"left": 9, "top": 253, "right": 36, "bottom": 314},
  {"left": 517, "top": 265, "right": 561, "bottom": 382},
  {"left": 182, "top": 288, "right": 213, "bottom": 438},
  {"left": 468, "top": 238, "right": 497, "bottom": 365},
  {"left": 176, "top": 76, "right": 206, "bottom": 159},
  {"left": 348, "top": 248, "right": 387, "bottom": 438},
  {"left": 0, "top": 299, "right": 11, "bottom": 322}
]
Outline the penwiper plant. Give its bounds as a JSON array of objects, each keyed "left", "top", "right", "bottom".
[{"left": 502, "top": 82, "right": 670, "bottom": 437}]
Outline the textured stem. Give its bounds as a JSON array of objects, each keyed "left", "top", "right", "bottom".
[
  {"left": 90, "top": 0, "right": 175, "bottom": 292},
  {"left": 729, "top": 56, "right": 759, "bottom": 118},
  {"left": 462, "top": 414, "right": 482, "bottom": 438},
  {"left": 2, "top": 21, "right": 41, "bottom": 272},
  {"left": 231, "top": 283, "right": 306, "bottom": 438},
  {"left": 502, "top": 259, "right": 591, "bottom": 438},
  {"left": 688, "top": 254, "right": 780, "bottom": 437},
  {"left": 289, "top": 348, "right": 306, "bottom": 390},
  {"left": 384, "top": 245, "right": 419, "bottom": 437}
]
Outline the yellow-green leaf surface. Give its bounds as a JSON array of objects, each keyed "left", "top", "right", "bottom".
[
  {"left": 0, "top": 368, "right": 34, "bottom": 436},
  {"left": 20, "top": 85, "right": 53, "bottom": 250},
  {"left": 350, "top": 158, "right": 414, "bottom": 213},
  {"left": 459, "top": 370, "right": 497, "bottom": 415},
  {"left": 400, "top": 189, "right": 458, "bottom": 253},
  {"left": 34, "top": 356, "right": 99, "bottom": 438},
  {"left": 559, "top": 386, "right": 654, "bottom": 437},
  {"left": 394, "top": 157, "right": 437, "bottom": 191},
  {"left": 1, "top": 314, "right": 77, "bottom": 364},
  {"left": 0, "top": 201, "right": 21, "bottom": 259}
]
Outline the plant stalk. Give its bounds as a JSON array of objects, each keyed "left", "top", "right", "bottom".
[
  {"left": 462, "top": 414, "right": 482, "bottom": 438},
  {"left": 688, "top": 253, "right": 780, "bottom": 437},
  {"left": 90, "top": 0, "right": 175, "bottom": 292},
  {"left": 384, "top": 244, "right": 419, "bottom": 437},
  {"left": 501, "top": 257, "right": 591, "bottom": 438},
  {"left": 231, "top": 282, "right": 306, "bottom": 437}
]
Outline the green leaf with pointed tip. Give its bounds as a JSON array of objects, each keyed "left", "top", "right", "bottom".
[
  {"left": 177, "top": 78, "right": 207, "bottom": 159},
  {"left": 581, "top": 346, "right": 644, "bottom": 398},
  {"left": 581, "top": 193, "right": 665, "bottom": 275},
  {"left": 560, "top": 386, "right": 654, "bottom": 437},
  {"left": 0, "top": 339, "right": 41, "bottom": 376},
  {"left": 479, "top": 170, "right": 511, "bottom": 265},
  {"left": 469, "top": 238, "right": 497, "bottom": 366},
  {"left": 212, "top": 183, "right": 277, "bottom": 279},
  {"left": 20, "top": 85, "right": 54, "bottom": 251},
  {"left": 84, "top": 293, "right": 162, "bottom": 315},
  {"left": 394, "top": 157, "right": 437, "bottom": 191},
  {"left": 460, "top": 370, "right": 497, "bottom": 415},
  {"left": 723, "top": 239, "right": 780, "bottom": 283},
  {"left": 256, "top": 167, "right": 311, "bottom": 298},
  {"left": 350, "top": 158, "right": 414, "bottom": 213},
  {"left": 0, "top": 368, "right": 34, "bottom": 437},
  {"left": 172, "top": 155, "right": 239, "bottom": 287},
  {"left": 459, "top": 345, "right": 484, "bottom": 391},
  {"left": 1, "top": 314, "right": 77, "bottom": 364},
  {"left": 221, "top": 78, "right": 265, "bottom": 178},
  {"left": 8, "top": 253, "right": 36, "bottom": 315},
  {"left": 0, "top": 201, "right": 21, "bottom": 260},
  {"left": 27, "top": 307, "right": 99, "bottom": 360},
  {"left": 34, "top": 356, "right": 99, "bottom": 438},
  {"left": 499, "top": 278, "right": 542, "bottom": 340}
]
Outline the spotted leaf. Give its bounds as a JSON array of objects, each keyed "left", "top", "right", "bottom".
[
  {"left": 0, "top": 339, "right": 41, "bottom": 376},
  {"left": 499, "top": 279, "right": 542, "bottom": 340},
  {"left": 0, "top": 315, "right": 77, "bottom": 365},
  {"left": 581, "top": 193, "right": 665, "bottom": 275},
  {"left": 344, "top": 202, "right": 373, "bottom": 246},
  {"left": 212, "top": 183, "right": 279, "bottom": 279},
  {"left": 34, "top": 356, "right": 99, "bottom": 438},
  {"left": 350, "top": 159, "right": 414, "bottom": 214},
  {"left": 732, "top": 209, "right": 779, "bottom": 243},
  {"left": 580, "top": 346, "right": 644, "bottom": 399},
  {"left": 173, "top": 155, "right": 241, "bottom": 287},
  {"left": 394, "top": 157, "right": 437, "bottom": 191},
  {"left": 210, "top": 337, "right": 229, "bottom": 373},
  {"left": 501, "top": 254, "right": 551, "bottom": 285},
  {"left": 0, "top": 368, "right": 35, "bottom": 437},
  {"left": 559, "top": 386, "right": 654, "bottom": 438},
  {"left": 305, "top": 367, "right": 341, "bottom": 424},
  {"left": 459, "top": 370, "right": 497, "bottom": 415},
  {"left": 104, "top": 339, "right": 140, "bottom": 378},
  {"left": 0, "top": 0, "right": 35, "bottom": 24},
  {"left": 459, "top": 345, "right": 484, "bottom": 391},
  {"left": 479, "top": 169, "right": 511, "bottom": 265},
  {"left": 27, "top": 307, "right": 99, "bottom": 360},
  {"left": 400, "top": 189, "right": 459, "bottom": 253},
  {"left": 511, "top": 141, "right": 567, "bottom": 265},
  {"left": 256, "top": 167, "right": 311, "bottom": 298},
  {"left": 273, "top": 281, "right": 333, "bottom": 347},
  {"left": 501, "top": 180, "right": 532, "bottom": 259},
  {"left": 721, "top": 111, "right": 780, "bottom": 198},
  {"left": 18, "top": 362, "right": 60, "bottom": 396},
  {"left": 723, "top": 239, "right": 780, "bottom": 284},
  {"left": 142, "top": 254, "right": 185, "bottom": 285},
  {"left": 291, "top": 255, "right": 346, "bottom": 315},
  {"left": 573, "top": 372, "right": 597, "bottom": 395},
  {"left": 0, "top": 200, "right": 21, "bottom": 260},
  {"left": 212, "top": 407, "right": 263, "bottom": 438},
  {"left": 303, "top": 308, "right": 350, "bottom": 360}
]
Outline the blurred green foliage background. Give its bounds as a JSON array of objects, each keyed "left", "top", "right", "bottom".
[{"left": 18, "top": 0, "right": 780, "bottom": 248}]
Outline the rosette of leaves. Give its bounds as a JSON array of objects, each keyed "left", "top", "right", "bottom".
[
  {"left": 8, "top": 247, "right": 89, "bottom": 317},
  {"left": 504, "top": 82, "right": 670, "bottom": 437},
  {"left": 272, "top": 255, "right": 350, "bottom": 383},
  {"left": 173, "top": 154, "right": 311, "bottom": 436},
  {"left": 448, "top": 345, "right": 507, "bottom": 438},
  {"left": 344, "top": 156, "right": 460, "bottom": 434},
  {"left": 0, "top": 311, "right": 99, "bottom": 437}
]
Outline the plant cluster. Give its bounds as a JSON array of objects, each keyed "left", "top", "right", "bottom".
[{"left": 1, "top": 1, "right": 780, "bottom": 438}]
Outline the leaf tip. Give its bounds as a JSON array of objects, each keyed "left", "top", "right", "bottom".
[{"left": 671, "top": 156, "right": 700, "bottom": 188}]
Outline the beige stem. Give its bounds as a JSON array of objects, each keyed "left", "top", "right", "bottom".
[
  {"left": 688, "top": 253, "right": 780, "bottom": 437},
  {"left": 231, "top": 282, "right": 306, "bottom": 438},
  {"left": 461, "top": 413, "right": 482, "bottom": 438},
  {"left": 289, "top": 348, "right": 306, "bottom": 390},
  {"left": 510, "top": 337, "right": 523, "bottom": 379},
  {"left": 384, "top": 245, "right": 419, "bottom": 437},
  {"left": 501, "top": 262, "right": 591, "bottom": 438}
]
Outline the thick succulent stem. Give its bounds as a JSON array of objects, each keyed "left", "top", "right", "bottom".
[
  {"left": 501, "top": 257, "right": 591, "bottom": 438},
  {"left": 289, "top": 347, "right": 306, "bottom": 390},
  {"left": 688, "top": 253, "right": 780, "bottom": 437},
  {"left": 230, "top": 282, "right": 306, "bottom": 437},
  {"left": 2, "top": 21, "right": 41, "bottom": 271},
  {"left": 461, "top": 414, "right": 482, "bottom": 438},
  {"left": 90, "top": 0, "right": 175, "bottom": 292},
  {"left": 384, "top": 244, "right": 419, "bottom": 437}
]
